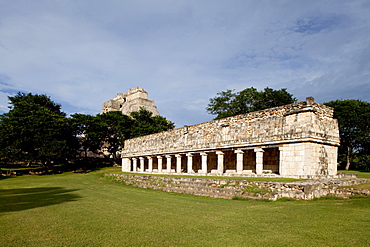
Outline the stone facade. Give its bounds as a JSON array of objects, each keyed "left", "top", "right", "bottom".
[
  {"left": 121, "top": 97, "right": 340, "bottom": 178},
  {"left": 102, "top": 87, "right": 160, "bottom": 116}
]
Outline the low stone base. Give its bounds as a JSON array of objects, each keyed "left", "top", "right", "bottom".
[
  {"left": 106, "top": 174, "right": 370, "bottom": 201},
  {"left": 132, "top": 170, "right": 345, "bottom": 179}
]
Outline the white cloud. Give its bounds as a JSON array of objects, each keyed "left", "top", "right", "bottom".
[{"left": 0, "top": 0, "right": 369, "bottom": 126}]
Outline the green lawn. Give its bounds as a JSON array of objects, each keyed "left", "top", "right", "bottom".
[{"left": 1, "top": 168, "right": 369, "bottom": 247}]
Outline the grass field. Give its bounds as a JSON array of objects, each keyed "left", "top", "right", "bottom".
[{"left": 1, "top": 168, "right": 369, "bottom": 247}]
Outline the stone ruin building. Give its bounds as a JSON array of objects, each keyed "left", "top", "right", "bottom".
[
  {"left": 102, "top": 87, "right": 160, "bottom": 116},
  {"left": 121, "top": 97, "right": 340, "bottom": 178}
]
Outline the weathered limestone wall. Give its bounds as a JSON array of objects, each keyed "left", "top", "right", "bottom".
[
  {"left": 102, "top": 87, "right": 160, "bottom": 116},
  {"left": 121, "top": 97, "right": 340, "bottom": 177},
  {"left": 279, "top": 143, "right": 338, "bottom": 176},
  {"left": 122, "top": 99, "right": 339, "bottom": 157}
]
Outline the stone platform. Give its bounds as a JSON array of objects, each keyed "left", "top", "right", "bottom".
[{"left": 106, "top": 174, "right": 370, "bottom": 201}]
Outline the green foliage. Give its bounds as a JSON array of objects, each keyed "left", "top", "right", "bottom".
[
  {"left": 324, "top": 100, "right": 370, "bottom": 170},
  {"left": 130, "top": 108, "right": 175, "bottom": 138},
  {"left": 95, "top": 111, "right": 134, "bottom": 161},
  {"left": 0, "top": 92, "right": 175, "bottom": 169},
  {"left": 0, "top": 92, "right": 77, "bottom": 167},
  {"left": 70, "top": 108, "right": 174, "bottom": 165},
  {"left": 206, "top": 87, "right": 297, "bottom": 119}
]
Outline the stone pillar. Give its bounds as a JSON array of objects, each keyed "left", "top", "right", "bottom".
[
  {"left": 157, "top": 156, "right": 163, "bottom": 172},
  {"left": 175, "top": 154, "right": 182, "bottom": 173},
  {"left": 186, "top": 153, "right": 194, "bottom": 173},
  {"left": 200, "top": 152, "right": 208, "bottom": 174},
  {"left": 329, "top": 145, "right": 338, "bottom": 176},
  {"left": 166, "top": 155, "right": 172, "bottom": 173},
  {"left": 216, "top": 151, "right": 224, "bottom": 174},
  {"left": 122, "top": 158, "right": 131, "bottom": 172},
  {"left": 139, "top": 157, "right": 145, "bottom": 172},
  {"left": 278, "top": 146, "right": 285, "bottom": 175},
  {"left": 148, "top": 156, "right": 153, "bottom": 172},
  {"left": 132, "top": 158, "right": 138, "bottom": 172},
  {"left": 235, "top": 149, "right": 244, "bottom": 173},
  {"left": 254, "top": 148, "right": 264, "bottom": 175}
]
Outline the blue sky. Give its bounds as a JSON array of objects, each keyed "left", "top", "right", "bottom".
[{"left": 0, "top": 0, "right": 369, "bottom": 127}]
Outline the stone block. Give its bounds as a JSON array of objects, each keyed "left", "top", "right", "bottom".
[
  {"left": 225, "top": 170, "right": 236, "bottom": 174},
  {"left": 242, "top": 170, "right": 253, "bottom": 174}
]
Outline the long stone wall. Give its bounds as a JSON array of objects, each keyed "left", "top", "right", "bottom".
[
  {"left": 121, "top": 97, "right": 340, "bottom": 177},
  {"left": 106, "top": 174, "right": 370, "bottom": 201}
]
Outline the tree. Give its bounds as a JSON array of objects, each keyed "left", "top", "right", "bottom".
[
  {"left": 0, "top": 91, "right": 176, "bottom": 169},
  {"left": 324, "top": 100, "right": 370, "bottom": 170},
  {"left": 69, "top": 113, "right": 99, "bottom": 158},
  {"left": 96, "top": 111, "right": 134, "bottom": 162},
  {"left": 206, "top": 87, "right": 297, "bottom": 119},
  {"left": 70, "top": 108, "right": 174, "bottom": 165},
  {"left": 130, "top": 108, "right": 175, "bottom": 138},
  {"left": 0, "top": 92, "right": 77, "bottom": 167},
  {"left": 70, "top": 112, "right": 133, "bottom": 165}
]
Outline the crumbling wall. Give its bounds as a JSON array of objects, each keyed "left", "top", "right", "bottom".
[
  {"left": 106, "top": 174, "right": 370, "bottom": 201},
  {"left": 102, "top": 87, "right": 160, "bottom": 116},
  {"left": 122, "top": 100, "right": 340, "bottom": 157}
]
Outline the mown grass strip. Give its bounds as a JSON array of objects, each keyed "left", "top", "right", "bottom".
[{"left": 1, "top": 167, "right": 369, "bottom": 247}]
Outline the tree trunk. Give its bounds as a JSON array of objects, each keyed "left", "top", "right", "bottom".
[{"left": 345, "top": 146, "right": 351, "bottom": 170}]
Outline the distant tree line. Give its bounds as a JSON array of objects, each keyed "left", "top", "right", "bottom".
[
  {"left": 207, "top": 87, "right": 370, "bottom": 170},
  {"left": 0, "top": 92, "right": 174, "bottom": 171}
]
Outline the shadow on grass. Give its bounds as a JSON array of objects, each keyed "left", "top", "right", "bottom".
[
  {"left": 0, "top": 176, "right": 15, "bottom": 181},
  {"left": 0, "top": 187, "right": 81, "bottom": 213}
]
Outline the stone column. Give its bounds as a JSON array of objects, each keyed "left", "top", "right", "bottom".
[
  {"left": 139, "top": 157, "right": 145, "bottom": 172},
  {"left": 278, "top": 146, "right": 285, "bottom": 175},
  {"left": 200, "top": 152, "right": 208, "bottom": 174},
  {"left": 254, "top": 148, "right": 264, "bottom": 175},
  {"left": 166, "top": 155, "right": 172, "bottom": 173},
  {"left": 132, "top": 158, "right": 138, "bottom": 172},
  {"left": 186, "top": 153, "right": 194, "bottom": 173},
  {"left": 216, "top": 151, "right": 224, "bottom": 174},
  {"left": 175, "top": 154, "right": 182, "bottom": 173},
  {"left": 235, "top": 149, "right": 244, "bottom": 173},
  {"left": 121, "top": 158, "right": 131, "bottom": 172},
  {"left": 148, "top": 156, "right": 153, "bottom": 172},
  {"left": 157, "top": 156, "right": 163, "bottom": 172}
]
